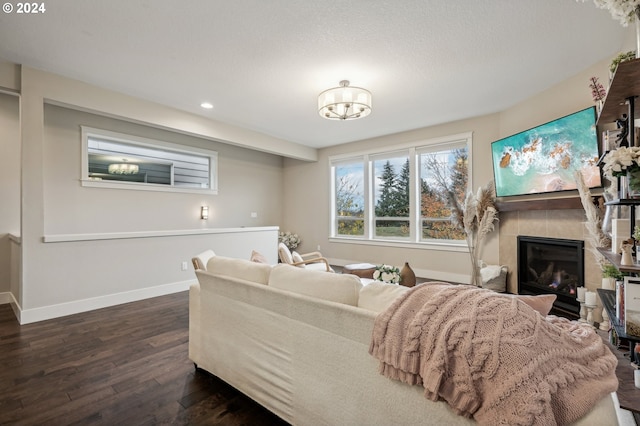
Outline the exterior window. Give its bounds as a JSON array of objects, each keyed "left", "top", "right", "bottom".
[
  {"left": 334, "top": 159, "right": 365, "bottom": 236},
  {"left": 418, "top": 145, "right": 468, "bottom": 242},
  {"left": 81, "top": 127, "right": 218, "bottom": 194},
  {"left": 330, "top": 133, "right": 471, "bottom": 247},
  {"left": 373, "top": 152, "right": 410, "bottom": 239}
]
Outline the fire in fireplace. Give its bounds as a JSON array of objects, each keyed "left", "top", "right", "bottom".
[{"left": 517, "top": 236, "right": 583, "bottom": 319}]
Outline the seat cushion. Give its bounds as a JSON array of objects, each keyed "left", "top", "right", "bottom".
[{"left": 268, "top": 264, "right": 362, "bottom": 306}]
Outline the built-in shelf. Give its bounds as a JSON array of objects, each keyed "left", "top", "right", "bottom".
[
  {"left": 598, "top": 58, "right": 640, "bottom": 126},
  {"left": 495, "top": 197, "right": 585, "bottom": 212},
  {"left": 597, "top": 247, "right": 640, "bottom": 274}
]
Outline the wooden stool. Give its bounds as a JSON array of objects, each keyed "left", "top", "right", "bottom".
[{"left": 343, "top": 263, "right": 377, "bottom": 279}]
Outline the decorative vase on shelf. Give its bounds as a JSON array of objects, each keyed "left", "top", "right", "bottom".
[
  {"left": 620, "top": 175, "right": 629, "bottom": 199},
  {"left": 400, "top": 262, "right": 416, "bottom": 287},
  {"left": 621, "top": 242, "right": 634, "bottom": 266}
]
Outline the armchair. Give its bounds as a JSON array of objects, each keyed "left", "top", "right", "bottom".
[{"left": 278, "top": 243, "right": 334, "bottom": 272}]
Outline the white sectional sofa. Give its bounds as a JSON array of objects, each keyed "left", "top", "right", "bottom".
[{"left": 189, "top": 254, "right": 622, "bottom": 426}]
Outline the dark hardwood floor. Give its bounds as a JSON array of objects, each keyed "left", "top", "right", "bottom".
[{"left": 0, "top": 292, "right": 289, "bottom": 425}]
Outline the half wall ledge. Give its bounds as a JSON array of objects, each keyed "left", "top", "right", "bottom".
[{"left": 42, "top": 226, "right": 280, "bottom": 243}]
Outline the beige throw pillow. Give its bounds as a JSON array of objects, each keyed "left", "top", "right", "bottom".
[
  {"left": 250, "top": 250, "right": 269, "bottom": 264},
  {"left": 499, "top": 294, "right": 557, "bottom": 316},
  {"left": 358, "top": 281, "right": 410, "bottom": 313}
]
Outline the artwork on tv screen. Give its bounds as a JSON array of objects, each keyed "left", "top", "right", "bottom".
[{"left": 491, "top": 107, "right": 601, "bottom": 197}]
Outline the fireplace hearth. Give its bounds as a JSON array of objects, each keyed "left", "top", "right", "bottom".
[{"left": 517, "top": 236, "right": 583, "bottom": 319}]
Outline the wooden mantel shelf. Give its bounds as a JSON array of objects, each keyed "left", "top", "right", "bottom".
[{"left": 495, "top": 197, "right": 585, "bottom": 212}]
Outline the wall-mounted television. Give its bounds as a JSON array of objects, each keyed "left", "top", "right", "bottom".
[{"left": 491, "top": 107, "right": 601, "bottom": 198}]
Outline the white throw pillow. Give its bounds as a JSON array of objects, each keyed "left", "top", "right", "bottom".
[
  {"left": 358, "top": 281, "right": 410, "bottom": 312},
  {"left": 291, "top": 251, "right": 305, "bottom": 267},
  {"left": 268, "top": 264, "right": 362, "bottom": 306},
  {"left": 278, "top": 243, "right": 293, "bottom": 264},
  {"left": 208, "top": 256, "right": 272, "bottom": 285}
]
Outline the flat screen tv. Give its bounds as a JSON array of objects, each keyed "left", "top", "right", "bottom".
[{"left": 491, "top": 107, "right": 601, "bottom": 198}]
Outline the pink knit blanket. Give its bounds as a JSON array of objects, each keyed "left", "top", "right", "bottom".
[{"left": 369, "top": 283, "right": 618, "bottom": 426}]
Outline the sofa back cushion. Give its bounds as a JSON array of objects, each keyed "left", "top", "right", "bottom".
[
  {"left": 358, "top": 281, "right": 410, "bottom": 312},
  {"left": 207, "top": 256, "right": 272, "bottom": 285},
  {"left": 268, "top": 264, "right": 362, "bottom": 306}
]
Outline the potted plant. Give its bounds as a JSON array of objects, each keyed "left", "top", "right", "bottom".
[
  {"left": 610, "top": 51, "right": 636, "bottom": 75},
  {"left": 602, "top": 263, "right": 622, "bottom": 290}
]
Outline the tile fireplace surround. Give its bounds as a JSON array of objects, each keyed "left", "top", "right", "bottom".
[{"left": 499, "top": 208, "right": 600, "bottom": 304}]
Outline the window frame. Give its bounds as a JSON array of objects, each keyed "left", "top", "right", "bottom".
[
  {"left": 329, "top": 132, "right": 472, "bottom": 251},
  {"left": 81, "top": 126, "right": 218, "bottom": 194}
]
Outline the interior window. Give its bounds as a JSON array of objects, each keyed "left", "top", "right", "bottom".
[{"left": 81, "top": 127, "right": 218, "bottom": 194}]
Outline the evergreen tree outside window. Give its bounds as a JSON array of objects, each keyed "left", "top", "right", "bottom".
[
  {"left": 373, "top": 154, "right": 410, "bottom": 239},
  {"left": 329, "top": 133, "right": 471, "bottom": 247}
]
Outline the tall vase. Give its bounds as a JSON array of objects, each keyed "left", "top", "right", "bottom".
[
  {"left": 620, "top": 175, "right": 629, "bottom": 199},
  {"left": 400, "top": 262, "right": 416, "bottom": 287}
]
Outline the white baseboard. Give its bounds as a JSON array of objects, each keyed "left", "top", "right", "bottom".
[{"left": 16, "top": 280, "right": 195, "bottom": 325}]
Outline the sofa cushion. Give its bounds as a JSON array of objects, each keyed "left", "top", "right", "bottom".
[
  {"left": 207, "top": 255, "right": 272, "bottom": 285},
  {"left": 358, "top": 281, "right": 410, "bottom": 312},
  {"left": 268, "top": 264, "right": 362, "bottom": 306},
  {"left": 497, "top": 293, "right": 557, "bottom": 316}
]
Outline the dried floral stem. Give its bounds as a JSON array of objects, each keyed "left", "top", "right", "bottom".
[
  {"left": 450, "top": 181, "right": 499, "bottom": 286},
  {"left": 574, "top": 171, "right": 610, "bottom": 267}
]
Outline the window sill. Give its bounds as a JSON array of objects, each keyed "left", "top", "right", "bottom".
[
  {"left": 80, "top": 179, "right": 218, "bottom": 195},
  {"left": 329, "top": 236, "right": 469, "bottom": 253}
]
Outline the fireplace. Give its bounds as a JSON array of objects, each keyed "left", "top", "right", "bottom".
[{"left": 517, "top": 236, "right": 583, "bottom": 319}]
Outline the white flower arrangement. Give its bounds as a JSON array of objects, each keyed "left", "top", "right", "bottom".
[
  {"left": 578, "top": 0, "right": 640, "bottom": 26},
  {"left": 373, "top": 264, "right": 401, "bottom": 284},
  {"left": 602, "top": 146, "right": 640, "bottom": 178},
  {"left": 278, "top": 231, "right": 301, "bottom": 250}
]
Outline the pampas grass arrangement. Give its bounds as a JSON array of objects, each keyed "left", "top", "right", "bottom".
[
  {"left": 450, "top": 180, "right": 499, "bottom": 287},
  {"left": 573, "top": 170, "right": 611, "bottom": 267}
]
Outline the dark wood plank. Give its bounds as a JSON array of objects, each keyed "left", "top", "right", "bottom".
[{"left": 0, "top": 292, "right": 289, "bottom": 425}]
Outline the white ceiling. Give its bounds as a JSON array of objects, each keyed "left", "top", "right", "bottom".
[{"left": 0, "top": 1, "right": 631, "bottom": 149}]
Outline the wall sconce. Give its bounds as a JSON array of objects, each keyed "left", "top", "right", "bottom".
[{"left": 201, "top": 206, "right": 209, "bottom": 220}]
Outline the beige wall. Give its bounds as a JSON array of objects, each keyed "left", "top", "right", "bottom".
[
  {"left": 0, "top": 92, "right": 20, "bottom": 297},
  {"left": 283, "top": 58, "right": 612, "bottom": 289},
  {"left": 283, "top": 115, "right": 500, "bottom": 284},
  {"left": 5, "top": 66, "right": 285, "bottom": 322},
  {"left": 0, "top": 52, "right": 621, "bottom": 321},
  {"left": 42, "top": 104, "right": 284, "bottom": 234}
]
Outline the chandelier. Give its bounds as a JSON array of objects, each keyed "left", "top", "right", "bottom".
[
  {"left": 318, "top": 80, "right": 372, "bottom": 121},
  {"left": 108, "top": 162, "right": 139, "bottom": 175}
]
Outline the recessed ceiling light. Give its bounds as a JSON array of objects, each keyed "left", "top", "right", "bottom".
[{"left": 200, "top": 102, "right": 213, "bottom": 109}]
